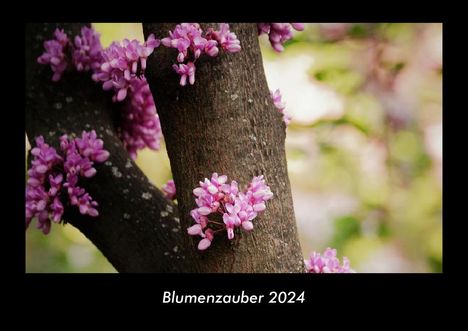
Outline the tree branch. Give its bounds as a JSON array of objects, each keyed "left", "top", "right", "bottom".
[
  {"left": 26, "top": 23, "right": 197, "bottom": 272},
  {"left": 143, "top": 23, "right": 305, "bottom": 272}
]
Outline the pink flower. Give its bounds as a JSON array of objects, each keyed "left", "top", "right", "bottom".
[
  {"left": 37, "top": 28, "right": 70, "bottom": 82},
  {"left": 187, "top": 223, "right": 203, "bottom": 235},
  {"left": 37, "top": 27, "right": 163, "bottom": 161},
  {"left": 198, "top": 229, "right": 214, "bottom": 250},
  {"left": 38, "top": 26, "right": 106, "bottom": 81},
  {"left": 73, "top": 26, "right": 104, "bottom": 72},
  {"left": 26, "top": 136, "right": 64, "bottom": 234},
  {"left": 119, "top": 77, "right": 162, "bottom": 159},
  {"left": 271, "top": 89, "right": 292, "bottom": 126},
  {"left": 258, "top": 23, "right": 304, "bottom": 52},
  {"left": 74, "top": 130, "right": 110, "bottom": 163},
  {"left": 304, "top": 248, "right": 356, "bottom": 273},
  {"left": 161, "top": 23, "right": 241, "bottom": 86},
  {"left": 26, "top": 131, "right": 109, "bottom": 234},
  {"left": 205, "top": 40, "right": 219, "bottom": 57},
  {"left": 161, "top": 23, "right": 205, "bottom": 63},
  {"left": 188, "top": 173, "right": 273, "bottom": 250},
  {"left": 291, "top": 23, "right": 305, "bottom": 31},
  {"left": 172, "top": 62, "right": 196, "bottom": 86},
  {"left": 162, "top": 179, "right": 177, "bottom": 200},
  {"left": 93, "top": 34, "right": 160, "bottom": 102},
  {"left": 206, "top": 23, "right": 241, "bottom": 53}
]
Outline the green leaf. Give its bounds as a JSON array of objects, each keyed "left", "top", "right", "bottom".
[
  {"left": 347, "top": 24, "right": 368, "bottom": 38},
  {"left": 377, "top": 222, "right": 391, "bottom": 238},
  {"left": 331, "top": 215, "right": 361, "bottom": 250}
]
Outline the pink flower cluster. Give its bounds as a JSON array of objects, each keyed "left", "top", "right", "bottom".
[
  {"left": 37, "top": 29, "right": 70, "bottom": 81},
  {"left": 188, "top": 173, "right": 273, "bottom": 250},
  {"left": 91, "top": 35, "right": 162, "bottom": 157},
  {"left": 120, "top": 77, "right": 162, "bottom": 159},
  {"left": 26, "top": 131, "right": 109, "bottom": 234},
  {"left": 38, "top": 26, "right": 163, "bottom": 159},
  {"left": 92, "top": 34, "right": 160, "bottom": 102},
  {"left": 162, "top": 179, "right": 176, "bottom": 200},
  {"left": 26, "top": 137, "right": 64, "bottom": 233},
  {"left": 258, "top": 23, "right": 305, "bottom": 52},
  {"left": 73, "top": 26, "right": 104, "bottom": 72},
  {"left": 271, "top": 89, "right": 292, "bottom": 126},
  {"left": 161, "top": 23, "right": 241, "bottom": 86},
  {"left": 205, "top": 23, "right": 242, "bottom": 53},
  {"left": 38, "top": 27, "right": 104, "bottom": 81},
  {"left": 304, "top": 248, "right": 355, "bottom": 273}
]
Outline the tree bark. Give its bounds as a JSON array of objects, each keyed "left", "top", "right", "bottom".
[
  {"left": 143, "top": 23, "right": 304, "bottom": 272},
  {"left": 26, "top": 23, "right": 304, "bottom": 273},
  {"left": 26, "top": 23, "right": 197, "bottom": 272}
]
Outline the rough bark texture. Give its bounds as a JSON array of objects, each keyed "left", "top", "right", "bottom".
[
  {"left": 143, "top": 23, "right": 304, "bottom": 272},
  {"left": 26, "top": 23, "right": 195, "bottom": 272}
]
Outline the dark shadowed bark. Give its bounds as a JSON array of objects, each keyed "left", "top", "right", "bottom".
[
  {"left": 26, "top": 23, "right": 197, "bottom": 272},
  {"left": 143, "top": 23, "right": 304, "bottom": 272}
]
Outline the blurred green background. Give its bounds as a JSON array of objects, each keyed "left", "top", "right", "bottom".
[{"left": 26, "top": 23, "right": 442, "bottom": 273}]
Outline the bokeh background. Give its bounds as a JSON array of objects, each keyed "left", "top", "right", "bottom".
[{"left": 26, "top": 23, "right": 442, "bottom": 273}]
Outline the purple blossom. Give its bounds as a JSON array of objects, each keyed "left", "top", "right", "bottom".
[
  {"left": 26, "top": 136, "right": 63, "bottom": 233},
  {"left": 162, "top": 179, "right": 176, "bottom": 200},
  {"left": 188, "top": 173, "right": 273, "bottom": 250},
  {"left": 161, "top": 23, "right": 241, "bottom": 86},
  {"left": 37, "top": 28, "right": 70, "bottom": 82},
  {"left": 37, "top": 27, "right": 163, "bottom": 161},
  {"left": 89, "top": 33, "right": 162, "bottom": 158},
  {"left": 162, "top": 23, "right": 205, "bottom": 86},
  {"left": 161, "top": 23, "right": 207, "bottom": 62},
  {"left": 63, "top": 174, "right": 99, "bottom": 217},
  {"left": 291, "top": 23, "right": 305, "bottom": 31},
  {"left": 271, "top": 89, "right": 292, "bottom": 126},
  {"left": 38, "top": 26, "right": 106, "bottom": 81},
  {"left": 60, "top": 131, "right": 109, "bottom": 217},
  {"left": 73, "top": 26, "right": 104, "bottom": 72},
  {"left": 92, "top": 34, "right": 160, "bottom": 102},
  {"left": 172, "top": 62, "right": 196, "bottom": 86},
  {"left": 258, "top": 23, "right": 304, "bottom": 52},
  {"left": 120, "top": 77, "right": 162, "bottom": 159},
  {"left": 304, "top": 248, "right": 356, "bottom": 273},
  {"left": 26, "top": 131, "right": 109, "bottom": 234},
  {"left": 197, "top": 228, "right": 214, "bottom": 251},
  {"left": 205, "top": 23, "right": 241, "bottom": 53},
  {"left": 73, "top": 130, "right": 110, "bottom": 163},
  {"left": 244, "top": 175, "right": 274, "bottom": 212}
]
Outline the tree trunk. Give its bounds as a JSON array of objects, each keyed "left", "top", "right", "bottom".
[
  {"left": 143, "top": 23, "right": 304, "bottom": 272},
  {"left": 26, "top": 22, "right": 304, "bottom": 273},
  {"left": 26, "top": 23, "right": 197, "bottom": 272}
]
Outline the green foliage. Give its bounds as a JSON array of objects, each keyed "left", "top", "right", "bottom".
[
  {"left": 313, "top": 67, "right": 364, "bottom": 95},
  {"left": 331, "top": 215, "right": 361, "bottom": 251},
  {"left": 377, "top": 221, "right": 392, "bottom": 239},
  {"left": 283, "top": 23, "right": 442, "bottom": 272},
  {"left": 376, "top": 23, "right": 416, "bottom": 43},
  {"left": 347, "top": 24, "right": 368, "bottom": 38}
]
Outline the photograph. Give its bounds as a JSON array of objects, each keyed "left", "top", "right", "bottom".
[{"left": 25, "top": 22, "right": 442, "bottom": 274}]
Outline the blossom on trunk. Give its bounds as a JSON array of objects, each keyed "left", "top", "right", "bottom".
[
  {"left": 188, "top": 173, "right": 273, "bottom": 250},
  {"left": 271, "top": 89, "right": 292, "bottom": 126},
  {"left": 37, "top": 28, "right": 70, "bottom": 82},
  {"left": 92, "top": 34, "right": 160, "bottom": 102},
  {"left": 26, "top": 131, "right": 109, "bottom": 234},
  {"left": 258, "top": 23, "right": 304, "bottom": 52},
  {"left": 162, "top": 179, "right": 177, "bottom": 200},
  {"left": 161, "top": 23, "right": 241, "bottom": 86}
]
